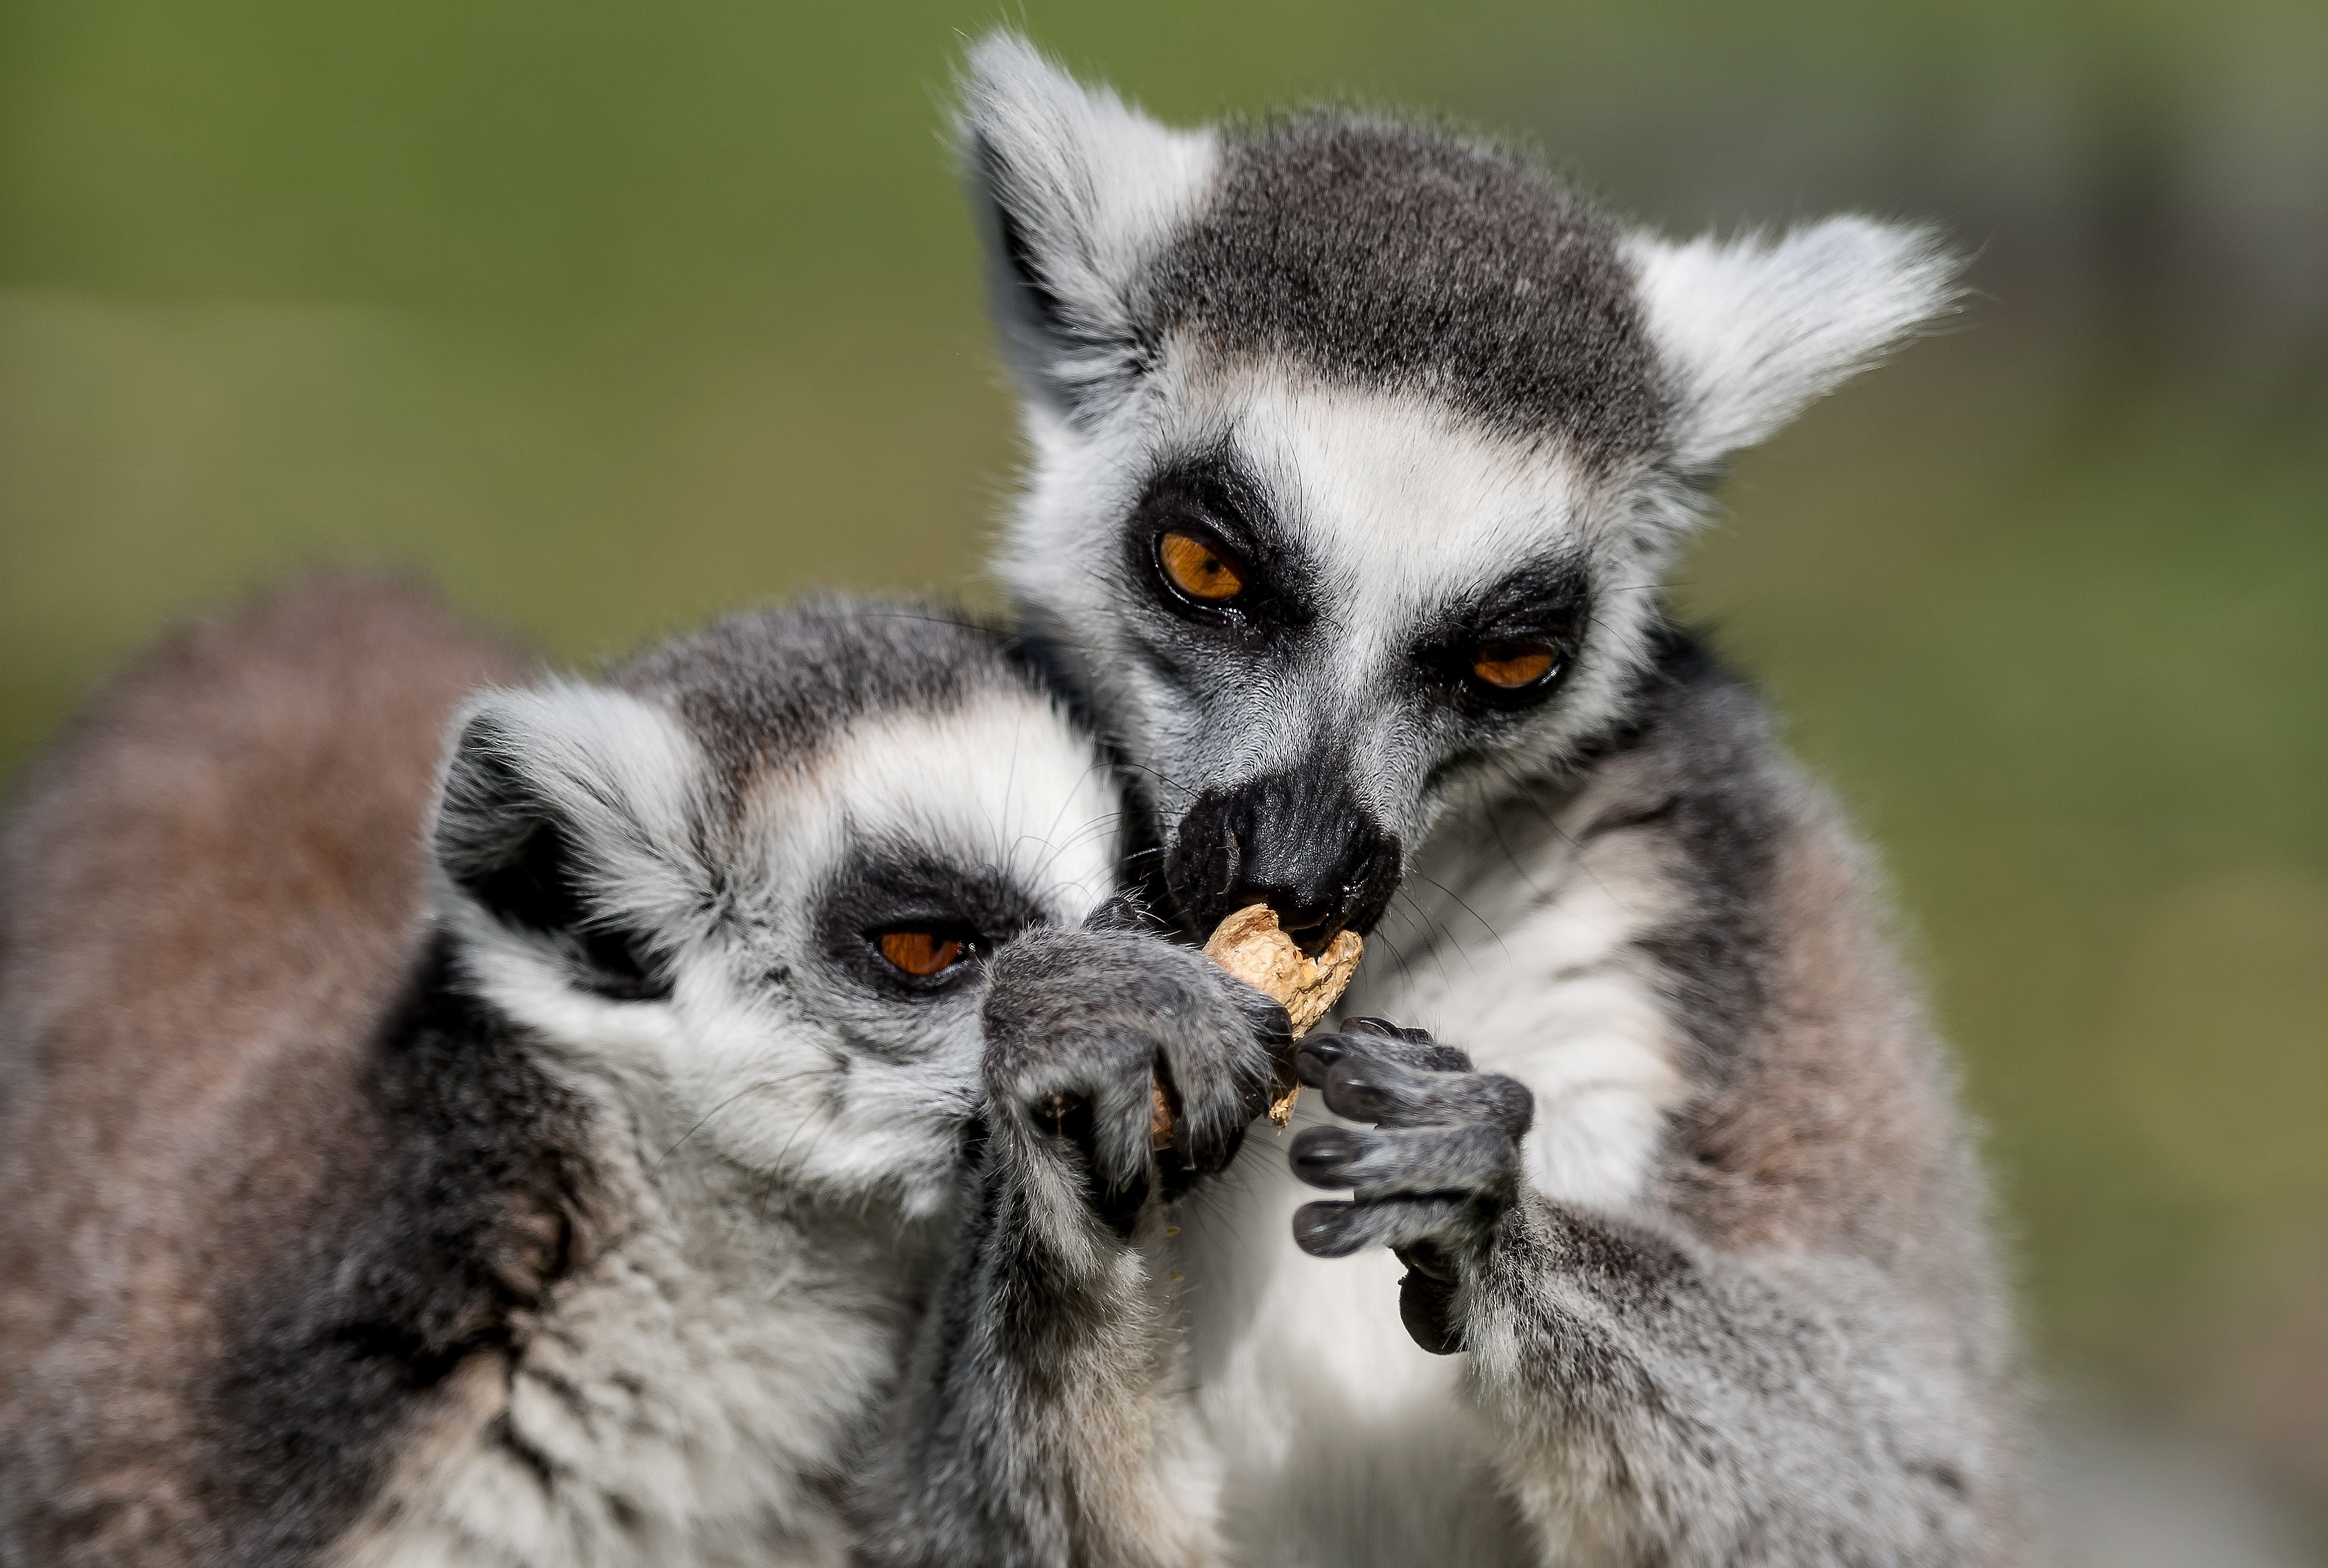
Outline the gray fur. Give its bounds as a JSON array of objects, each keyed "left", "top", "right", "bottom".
[
  {"left": 0, "top": 576, "right": 535, "bottom": 1567},
  {"left": 918, "top": 34, "right": 2023, "bottom": 1567},
  {"left": 613, "top": 600, "right": 1034, "bottom": 809},
  {"left": 0, "top": 580, "right": 1157, "bottom": 1567},
  {"left": 1144, "top": 116, "right": 1673, "bottom": 467},
  {"left": 854, "top": 919, "right": 1285, "bottom": 1568}
]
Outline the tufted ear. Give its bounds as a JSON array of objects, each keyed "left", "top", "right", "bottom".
[
  {"left": 432, "top": 683, "right": 704, "bottom": 1001},
  {"left": 1624, "top": 217, "right": 1962, "bottom": 476},
  {"left": 958, "top": 32, "right": 1218, "bottom": 420}
]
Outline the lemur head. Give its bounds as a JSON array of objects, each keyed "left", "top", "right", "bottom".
[
  {"left": 428, "top": 601, "right": 1118, "bottom": 1216},
  {"left": 962, "top": 34, "right": 1958, "bottom": 950}
]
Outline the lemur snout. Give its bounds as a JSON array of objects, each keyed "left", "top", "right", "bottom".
[{"left": 1169, "top": 769, "right": 1401, "bottom": 953}]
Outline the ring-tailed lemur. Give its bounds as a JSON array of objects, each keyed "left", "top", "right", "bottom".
[
  {"left": 0, "top": 576, "right": 1283, "bottom": 1567},
  {"left": 869, "top": 36, "right": 2026, "bottom": 1566}
]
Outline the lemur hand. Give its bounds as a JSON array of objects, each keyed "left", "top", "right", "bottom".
[
  {"left": 981, "top": 905, "right": 1288, "bottom": 1233},
  {"left": 1288, "top": 1018, "right": 1535, "bottom": 1354}
]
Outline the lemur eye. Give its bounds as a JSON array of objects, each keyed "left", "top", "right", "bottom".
[
  {"left": 878, "top": 930, "right": 966, "bottom": 977},
  {"left": 1156, "top": 529, "right": 1247, "bottom": 603},
  {"left": 1470, "top": 639, "right": 1558, "bottom": 691}
]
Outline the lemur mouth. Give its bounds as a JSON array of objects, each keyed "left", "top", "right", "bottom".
[{"left": 1272, "top": 905, "right": 1364, "bottom": 959}]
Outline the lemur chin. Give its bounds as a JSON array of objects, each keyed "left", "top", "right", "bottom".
[{"left": 860, "top": 35, "right": 2027, "bottom": 1567}]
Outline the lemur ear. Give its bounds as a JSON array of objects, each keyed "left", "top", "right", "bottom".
[
  {"left": 1625, "top": 217, "right": 1962, "bottom": 475},
  {"left": 432, "top": 684, "right": 703, "bottom": 999},
  {"left": 958, "top": 32, "right": 1218, "bottom": 419}
]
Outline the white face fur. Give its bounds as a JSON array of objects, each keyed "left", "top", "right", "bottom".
[
  {"left": 1005, "top": 359, "right": 1682, "bottom": 854},
  {"left": 965, "top": 33, "right": 1957, "bottom": 944},
  {"left": 436, "top": 679, "right": 1120, "bottom": 1221}
]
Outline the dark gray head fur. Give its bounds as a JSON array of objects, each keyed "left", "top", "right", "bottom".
[
  {"left": 1145, "top": 115, "right": 1671, "bottom": 467},
  {"left": 613, "top": 600, "right": 1032, "bottom": 807}
]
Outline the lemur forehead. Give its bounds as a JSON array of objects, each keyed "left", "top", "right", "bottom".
[
  {"left": 1152, "top": 371, "right": 1607, "bottom": 636},
  {"left": 740, "top": 690, "right": 1120, "bottom": 925},
  {"left": 611, "top": 602, "right": 1034, "bottom": 808},
  {"left": 1140, "top": 113, "right": 1673, "bottom": 469}
]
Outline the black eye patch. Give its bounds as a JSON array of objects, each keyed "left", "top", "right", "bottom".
[
  {"left": 1123, "top": 447, "right": 1317, "bottom": 636},
  {"left": 814, "top": 842, "right": 1049, "bottom": 1001},
  {"left": 1413, "top": 560, "right": 1593, "bottom": 712}
]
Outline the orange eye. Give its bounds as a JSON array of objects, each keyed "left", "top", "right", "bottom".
[
  {"left": 1157, "top": 530, "right": 1247, "bottom": 603},
  {"left": 1470, "top": 640, "right": 1557, "bottom": 690},
  {"left": 878, "top": 930, "right": 966, "bottom": 977}
]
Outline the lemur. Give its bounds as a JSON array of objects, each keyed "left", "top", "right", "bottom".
[
  {"left": 0, "top": 576, "right": 1283, "bottom": 1567},
  {"left": 863, "top": 37, "right": 2026, "bottom": 1567}
]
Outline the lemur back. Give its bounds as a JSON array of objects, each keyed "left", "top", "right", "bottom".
[{"left": 0, "top": 578, "right": 532, "bottom": 1562}]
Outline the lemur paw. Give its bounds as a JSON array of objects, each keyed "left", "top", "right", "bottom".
[
  {"left": 1288, "top": 1018, "right": 1534, "bottom": 1354},
  {"left": 982, "top": 906, "right": 1288, "bottom": 1233}
]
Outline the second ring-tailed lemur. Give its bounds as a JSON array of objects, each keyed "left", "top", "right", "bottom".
[
  {"left": 0, "top": 578, "right": 1283, "bottom": 1566},
  {"left": 871, "top": 36, "right": 2026, "bottom": 1566}
]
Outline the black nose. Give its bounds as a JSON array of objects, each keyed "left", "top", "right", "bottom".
[{"left": 1167, "top": 769, "right": 1401, "bottom": 952}]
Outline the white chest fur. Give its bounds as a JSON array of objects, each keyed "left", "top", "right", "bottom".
[
  {"left": 1178, "top": 794, "right": 1690, "bottom": 1565},
  {"left": 333, "top": 1173, "right": 918, "bottom": 1568}
]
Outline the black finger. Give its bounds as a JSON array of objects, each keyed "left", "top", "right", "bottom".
[
  {"left": 1166, "top": 1048, "right": 1273, "bottom": 1174},
  {"left": 1092, "top": 1162, "right": 1149, "bottom": 1240},
  {"left": 1318, "top": 1053, "right": 1437, "bottom": 1126},
  {"left": 1343, "top": 1015, "right": 1451, "bottom": 1056},
  {"left": 1324, "top": 1057, "right": 1533, "bottom": 1134},
  {"left": 1174, "top": 1090, "right": 1257, "bottom": 1177},
  {"left": 1414, "top": 1041, "right": 1475, "bottom": 1075},
  {"left": 1302, "top": 1028, "right": 1472, "bottom": 1086},
  {"left": 1288, "top": 1122, "right": 1515, "bottom": 1200},
  {"left": 1290, "top": 1195, "right": 1466, "bottom": 1259},
  {"left": 1214, "top": 1118, "right": 1248, "bottom": 1173},
  {"left": 1294, "top": 1037, "right": 1346, "bottom": 1089},
  {"left": 1398, "top": 1267, "right": 1465, "bottom": 1355},
  {"left": 1027, "top": 1090, "right": 1092, "bottom": 1144},
  {"left": 1288, "top": 1125, "right": 1362, "bottom": 1187},
  {"left": 1395, "top": 1239, "right": 1460, "bottom": 1283}
]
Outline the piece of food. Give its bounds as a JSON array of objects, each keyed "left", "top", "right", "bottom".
[{"left": 1150, "top": 904, "right": 1364, "bottom": 1148}]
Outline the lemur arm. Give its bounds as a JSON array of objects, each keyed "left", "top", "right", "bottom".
[
  {"left": 1289, "top": 1024, "right": 1995, "bottom": 1567},
  {"left": 853, "top": 921, "right": 1279, "bottom": 1568},
  {"left": 853, "top": 1125, "right": 1199, "bottom": 1568}
]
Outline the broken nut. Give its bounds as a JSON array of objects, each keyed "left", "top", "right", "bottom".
[{"left": 1150, "top": 904, "right": 1363, "bottom": 1148}]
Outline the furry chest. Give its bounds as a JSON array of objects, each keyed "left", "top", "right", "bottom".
[
  {"left": 1178, "top": 1130, "right": 1531, "bottom": 1567},
  {"left": 331, "top": 1225, "right": 901, "bottom": 1568}
]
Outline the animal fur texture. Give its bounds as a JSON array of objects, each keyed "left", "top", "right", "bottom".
[
  {"left": 0, "top": 577, "right": 1260, "bottom": 1567},
  {"left": 864, "top": 35, "right": 2027, "bottom": 1567}
]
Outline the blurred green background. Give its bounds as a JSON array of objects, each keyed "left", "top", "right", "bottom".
[{"left": 3, "top": 0, "right": 2322, "bottom": 1553}]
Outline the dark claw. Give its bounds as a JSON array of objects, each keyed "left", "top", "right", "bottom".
[
  {"left": 1395, "top": 1239, "right": 1459, "bottom": 1283},
  {"left": 1321, "top": 1066, "right": 1394, "bottom": 1124},
  {"left": 1398, "top": 1266, "right": 1465, "bottom": 1355},
  {"left": 1032, "top": 1092, "right": 1092, "bottom": 1142},
  {"left": 1291, "top": 1200, "right": 1368, "bottom": 1259},
  {"left": 1093, "top": 1163, "right": 1149, "bottom": 1240},
  {"left": 1343, "top": 1016, "right": 1435, "bottom": 1048},
  {"left": 1294, "top": 1037, "right": 1346, "bottom": 1088},
  {"left": 1193, "top": 1117, "right": 1249, "bottom": 1177},
  {"left": 1289, "top": 1126, "right": 1359, "bottom": 1186}
]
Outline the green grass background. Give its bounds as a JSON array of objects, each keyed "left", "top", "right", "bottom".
[{"left": 3, "top": 0, "right": 2323, "bottom": 1527}]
